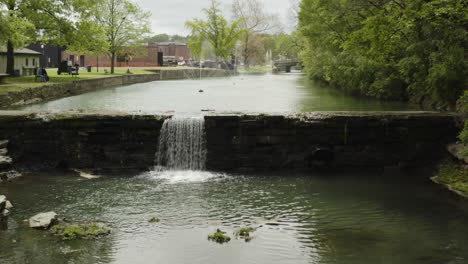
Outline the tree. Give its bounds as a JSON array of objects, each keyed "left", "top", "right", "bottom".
[
  {"left": 232, "top": 0, "right": 279, "bottom": 68},
  {"left": 0, "top": 0, "right": 109, "bottom": 76},
  {"left": 299, "top": 0, "right": 467, "bottom": 108},
  {"left": 93, "top": 0, "right": 151, "bottom": 74},
  {"left": 0, "top": 0, "right": 75, "bottom": 75},
  {"left": 186, "top": 0, "right": 244, "bottom": 62}
]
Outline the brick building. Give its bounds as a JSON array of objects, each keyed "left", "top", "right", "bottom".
[{"left": 63, "top": 42, "right": 191, "bottom": 68}]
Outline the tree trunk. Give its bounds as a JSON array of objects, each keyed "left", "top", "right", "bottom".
[
  {"left": 243, "top": 35, "right": 250, "bottom": 70},
  {"left": 6, "top": 40, "right": 15, "bottom": 76},
  {"left": 111, "top": 52, "right": 115, "bottom": 74}
]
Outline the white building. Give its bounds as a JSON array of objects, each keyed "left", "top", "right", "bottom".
[{"left": 0, "top": 48, "right": 41, "bottom": 76}]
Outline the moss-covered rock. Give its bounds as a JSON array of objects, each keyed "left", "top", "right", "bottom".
[
  {"left": 208, "top": 229, "right": 231, "bottom": 244},
  {"left": 50, "top": 223, "right": 111, "bottom": 240}
]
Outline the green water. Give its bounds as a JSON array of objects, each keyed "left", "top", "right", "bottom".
[
  {"left": 11, "top": 73, "right": 418, "bottom": 114},
  {"left": 1, "top": 170, "right": 467, "bottom": 264}
]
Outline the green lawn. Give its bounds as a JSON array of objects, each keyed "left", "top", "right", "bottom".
[{"left": 0, "top": 67, "right": 154, "bottom": 95}]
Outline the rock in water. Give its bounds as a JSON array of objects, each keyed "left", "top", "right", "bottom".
[
  {"left": 0, "top": 195, "right": 6, "bottom": 210},
  {"left": 5, "top": 200, "right": 13, "bottom": 210},
  {"left": 29, "top": 212, "right": 58, "bottom": 229}
]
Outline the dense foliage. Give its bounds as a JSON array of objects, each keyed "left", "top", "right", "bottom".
[{"left": 299, "top": 0, "right": 467, "bottom": 108}]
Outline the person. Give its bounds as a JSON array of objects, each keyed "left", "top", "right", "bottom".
[
  {"left": 43, "top": 68, "right": 49, "bottom": 82},
  {"left": 37, "top": 67, "right": 45, "bottom": 82}
]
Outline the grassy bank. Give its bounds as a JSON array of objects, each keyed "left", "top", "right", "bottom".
[
  {"left": 237, "top": 65, "right": 272, "bottom": 73},
  {"left": 0, "top": 68, "right": 153, "bottom": 95},
  {"left": 433, "top": 161, "right": 468, "bottom": 198}
]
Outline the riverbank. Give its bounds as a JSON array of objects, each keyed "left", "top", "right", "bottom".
[{"left": 0, "top": 68, "right": 233, "bottom": 108}]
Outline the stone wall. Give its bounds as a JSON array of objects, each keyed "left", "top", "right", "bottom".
[
  {"left": 0, "top": 112, "right": 171, "bottom": 172},
  {"left": 150, "top": 68, "right": 233, "bottom": 80},
  {"left": 0, "top": 69, "right": 233, "bottom": 108},
  {"left": 0, "top": 111, "right": 460, "bottom": 173},
  {"left": 204, "top": 112, "right": 460, "bottom": 171}
]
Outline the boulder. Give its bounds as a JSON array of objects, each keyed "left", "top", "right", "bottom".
[
  {"left": 29, "top": 212, "right": 58, "bottom": 229},
  {"left": 447, "top": 143, "right": 468, "bottom": 164},
  {"left": 0, "top": 195, "right": 6, "bottom": 210},
  {"left": 0, "top": 140, "right": 8, "bottom": 149},
  {"left": 1, "top": 209, "right": 9, "bottom": 217},
  {"left": 5, "top": 200, "right": 13, "bottom": 210}
]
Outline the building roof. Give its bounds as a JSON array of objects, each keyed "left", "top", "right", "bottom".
[{"left": 0, "top": 47, "right": 42, "bottom": 55}]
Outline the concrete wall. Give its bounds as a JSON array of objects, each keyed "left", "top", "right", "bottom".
[{"left": 0, "top": 111, "right": 459, "bottom": 173}]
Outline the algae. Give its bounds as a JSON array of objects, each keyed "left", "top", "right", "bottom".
[
  {"left": 149, "top": 217, "right": 160, "bottom": 223},
  {"left": 234, "top": 227, "right": 256, "bottom": 242},
  {"left": 50, "top": 223, "right": 111, "bottom": 240},
  {"left": 208, "top": 229, "right": 231, "bottom": 244}
]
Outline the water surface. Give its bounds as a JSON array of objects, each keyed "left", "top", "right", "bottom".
[
  {"left": 11, "top": 73, "right": 418, "bottom": 114},
  {"left": 1, "top": 170, "right": 467, "bottom": 264}
]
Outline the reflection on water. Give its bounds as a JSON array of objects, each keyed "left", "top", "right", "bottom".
[
  {"left": 11, "top": 73, "right": 419, "bottom": 114},
  {"left": 1, "top": 170, "right": 467, "bottom": 264}
]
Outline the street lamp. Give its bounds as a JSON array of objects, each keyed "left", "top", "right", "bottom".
[{"left": 41, "top": 44, "right": 45, "bottom": 67}]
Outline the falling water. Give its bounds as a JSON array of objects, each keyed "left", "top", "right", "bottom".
[{"left": 156, "top": 117, "right": 207, "bottom": 171}]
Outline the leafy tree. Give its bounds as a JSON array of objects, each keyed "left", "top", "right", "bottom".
[
  {"left": 186, "top": 0, "right": 244, "bottom": 62},
  {"left": 93, "top": 0, "right": 152, "bottom": 73},
  {"left": 0, "top": 0, "right": 110, "bottom": 75},
  {"left": 299, "top": 0, "right": 467, "bottom": 108}
]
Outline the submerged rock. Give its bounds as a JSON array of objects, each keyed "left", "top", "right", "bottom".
[
  {"left": 29, "top": 212, "right": 58, "bottom": 229},
  {"left": 50, "top": 223, "right": 111, "bottom": 240}
]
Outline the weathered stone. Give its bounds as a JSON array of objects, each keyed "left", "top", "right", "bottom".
[
  {"left": 0, "top": 195, "right": 6, "bottom": 210},
  {"left": 0, "top": 140, "right": 8, "bottom": 149},
  {"left": 447, "top": 143, "right": 468, "bottom": 164},
  {"left": 29, "top": 212, "right": 58, "bottom": 229},
  {"left": 5, "top": 200, "right": 13, "bottom": 210},
  {"left": 1, "top": 209, "right": 10, "bottom": 217},
  {"left": 0, "top": 148, "right": 7, "bottom": 156},
  {"left": 0, "top": 156, "right": 12, "bottom": 170}
]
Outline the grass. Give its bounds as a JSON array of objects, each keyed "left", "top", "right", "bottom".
[
  {"left": 435, "top": 162, "right": 468, "bottom": 196},
  {"left": 0, "top": 67, "right": 154, "bottom": 95},
  {"left": 237, "top": 65, "right": 272, "bottom": 73}
]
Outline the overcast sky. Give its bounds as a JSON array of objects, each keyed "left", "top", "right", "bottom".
[{"left": 134, "top": 0, "right": 295, "bottom": 36}]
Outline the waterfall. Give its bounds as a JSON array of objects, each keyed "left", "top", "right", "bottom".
[{"left": 156, "top": 117, "right": 207, "bottom": 171}]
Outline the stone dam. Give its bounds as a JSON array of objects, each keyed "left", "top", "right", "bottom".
[{"left": 0, "top": 111, "right": 460, "bottom": 173}]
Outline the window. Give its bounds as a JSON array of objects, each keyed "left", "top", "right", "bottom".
[
  {"left": 26, "top": 58, "right": 29, "bottom": 66},
  {"left": 33, "top": 58, "right": 36, "bottom": 66}
]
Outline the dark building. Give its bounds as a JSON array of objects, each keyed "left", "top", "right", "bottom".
[{"left": 26, "top": 42, "right": 63, "bottom": 68}]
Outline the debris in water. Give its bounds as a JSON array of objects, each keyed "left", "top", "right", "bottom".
[{"left": 73, "top": 169, "right": 101, "bottom": 180}]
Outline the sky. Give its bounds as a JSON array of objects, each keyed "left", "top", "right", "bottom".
[{"left": 135, "top": 0, "right": 295, "bottom": 36}]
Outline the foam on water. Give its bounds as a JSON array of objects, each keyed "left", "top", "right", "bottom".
[{"left": 142, "top": 170, "right": 226, "bottom": 184}]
